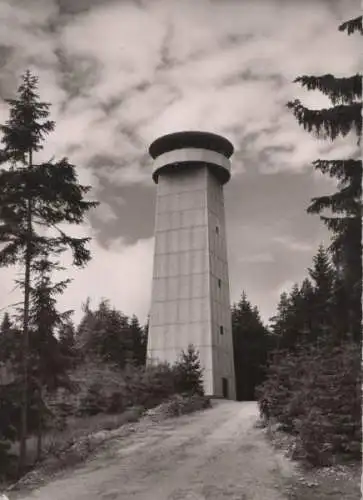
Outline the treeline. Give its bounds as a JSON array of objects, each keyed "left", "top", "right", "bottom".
[
  {"left": 0, "top": 13, "right": 361, "bottom": 481},
  {"left": 230, "top": 242, "right": 358, "bottom": 403},
  {"left": 255, "top": 15, "right": 362, "bottom": 467},
  {"left": 0, "top": 70, "right": 208, "bottom": 483},
  {"left": 0, "top": 299, "right": 207, "bottom": 481},
  {"left": 0, "top": 300, "right": 147, "bottom": 478}
]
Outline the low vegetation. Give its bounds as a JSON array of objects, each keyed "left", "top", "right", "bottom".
[
  {"left": 256, "top": 340, "right": 361, "bottom": 467},
  {"left": 1, "top": 343, "right": 209, "bottom": 491},
  {"left": 0, "top": 14, "right": 361, "bottom": 499},
  {"left": 255, "top": 18, "right": 362, "bottom": 500}
]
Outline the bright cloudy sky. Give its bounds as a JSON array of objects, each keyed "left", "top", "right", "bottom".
[{"left": 0, "top": 0, "right": 360, "bottom": 326}]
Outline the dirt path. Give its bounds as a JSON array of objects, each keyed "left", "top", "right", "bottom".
[{"left": 10, "top": 401, "right": 294, "bottom": 500}]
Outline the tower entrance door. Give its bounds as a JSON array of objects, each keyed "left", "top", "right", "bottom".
[{"left": 222, "top": 377, "right": 228, "bottom": 399}]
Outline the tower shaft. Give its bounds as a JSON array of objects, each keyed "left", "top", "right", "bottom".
[{"left": 147, "top": 132, "right": 236, "bottom": 399}]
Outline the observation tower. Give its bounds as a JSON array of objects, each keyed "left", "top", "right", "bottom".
[{"left": 147, "top": 131, "right": 236, "bottom": 399}]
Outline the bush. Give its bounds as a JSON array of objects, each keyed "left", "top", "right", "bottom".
[
  {"left": 78, "top": 383, "right": 105, "bottom": 416},
  {"left": 256, "top": 340, "right": 361, "bottom": 466},
  {"left": 47, "top": 346, "right": 206, "bottom": 422},
  {"left": 173, "top": 344, "right": 205, "bottom": 396}
]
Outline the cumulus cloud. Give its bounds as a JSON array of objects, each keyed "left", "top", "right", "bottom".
[
  {"left": 0, "top": 226, "right": 154, "bottom": 326},
  {"left": 0, "top": 0, "right": 360, "bottom": 323},
  {"left": 272, "top": 235, "right": 316, "bottom": 253}
]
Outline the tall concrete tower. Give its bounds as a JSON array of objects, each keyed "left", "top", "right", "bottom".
[{"left": 147, "top": 131, "right": 236, "bottom": 400}]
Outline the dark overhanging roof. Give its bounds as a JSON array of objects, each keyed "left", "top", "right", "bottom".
[
  {"left": 149, "top": 131, "right": 234, "bottom": 159},
  {"left": 152, "top": 161, "right": 230, "bottom": 185}
]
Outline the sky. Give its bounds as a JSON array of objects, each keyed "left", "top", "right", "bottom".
[{"left": 0, "top": 0, "right": 361, "bottom": 327}]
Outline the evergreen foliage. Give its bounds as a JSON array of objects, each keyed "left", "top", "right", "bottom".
[
  {"left": 258, "top": 16, "right": 362, "bottom": 468},
  {"left": 0, "top": 70, "right": 98, "bottom": 473},
  {"left": 338, "top": 15, "right": 362, "bottom": 35},
  {"left": 232, "top": 292, "right": 270, "bottom": 400},
  {"left": 256, "top": 340, "right": 361, "bottom": 466},
  {"left": 76, "top": 300, "right": 146, "bottom": 368},
  {"left": 287, "top": 17, "right": 362, "bottom": 341},
  {"left": 173, "top": 344, "right": 205, "bottom": 396}
]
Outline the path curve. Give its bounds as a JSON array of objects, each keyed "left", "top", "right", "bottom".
[{"left": 11, "top": 401, "right": 293, "bottom": 500}]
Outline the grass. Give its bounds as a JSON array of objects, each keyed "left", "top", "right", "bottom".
[
  {"left": 261, "top": 418, "right": 361, "bottom": 500},
  {"left": 10, "top": 407, "right": 145, "bottom": 467},
  {"left": 286, "top": 463, "right": 361, "bottom": 500},
  {"left": 4, "top": 394, "right": 210, "bottom": 494},
  {"left": 2, "top": 406, "right": 145, "bottom": 494}
]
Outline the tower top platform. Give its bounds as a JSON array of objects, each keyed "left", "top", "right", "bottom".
[
  {"left": 149, "top": 131, "right": 234, "bottom": 159},
  {"left": 149, "top": 131, "right": 234, "bottom": 185}
]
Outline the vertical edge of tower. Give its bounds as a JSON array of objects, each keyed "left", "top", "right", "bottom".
[{"left": 147, "top": 131, "right": 236, "bottom": 400}]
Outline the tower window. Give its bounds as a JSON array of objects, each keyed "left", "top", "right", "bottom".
[
  {"left": 218, "top": 278, "right": 221, "bottom": 288},
  {"left": 220, "top": 325, "right": 224, "bottom": 335},
  {"left": 216, "top": 226, "right": 219, "bottom": 234}
]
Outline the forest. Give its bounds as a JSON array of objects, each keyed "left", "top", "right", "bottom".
[{"left": 0, "top": 14, "right": 361, "bottom": 486}]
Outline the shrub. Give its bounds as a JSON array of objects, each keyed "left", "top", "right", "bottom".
[
  {"left": 42, "top": 347, "right": 206, "bottom": 427},
  {"left": 78, "top": 383, "right": 105, "bottom": 416},
  {"left": 256, "top": 339, "right": 361, "bottom": 466},
  {"left": 173, "top": 344, "right": 204, "bottom": 396},
  {"left": 129, "top": 362, "right": 176, "bottom": 408}
]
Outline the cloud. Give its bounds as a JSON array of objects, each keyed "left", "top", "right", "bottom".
[
  {"left": 0, "top": 0, "right": 360, "bottom": 325},
  {"left": 237, "top": 252, "right": 275, "bottom": 264},
  {"left": 273, "top": 280, "right": 297, "bottom": 300},
  {"left": 1, "top": 0, "right": 359, "bottom": 182},
  {"left": 272, "top": 235, "right": 316, "bottom": 253},
  {"left": 0, "top": 227, "right": 154, "bottom": 326}
]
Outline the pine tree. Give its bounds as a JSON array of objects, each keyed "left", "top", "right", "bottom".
[
  {"left": 58, "top": 320, "right": 78, "bottom": 366},
  {"left": 269, "top": 282, "right": 317, "bottom": 350},
  {"left": 0, "top": 70, "right": 99, "bottom": 473},
  {"left": 287, "top": 17, "right": 362, "bottom": 341},
  {"left": 24, "top": 254, "right": 76, "bottom": 460},
  {"left": 174, "top": 344, "right": 204, "bottom": 396},
  {"left": 270, "top": 285, "right": 300, "bottom": 350},
  {"left": 307, "top": 245, "right": 336, "bottom": 339},
  {"left": 0, "top": 313, "right": 19, "bottom": 478},
  {"left": 77, "top": 300, "right": 134, "bottom": 369},
  {"left": 129, "top": 315, "right": 147, "bottom": 366},
  {"left": 269, "top": 291, "right": 290, "bottom": 350},
  {"left": 0, "top": 313, "right": 19, "bottom": 365},
  {"left": 232, "top": 292, "right": 270, "bottom": 400}
]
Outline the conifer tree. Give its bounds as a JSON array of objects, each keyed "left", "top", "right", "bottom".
[
  {"left": 0, "top": 312, "right": 19, "bottom": 365},
  {"left": 77, "top": 300, "right": 135, "bottom": 368},
  {"left": 24, "top": 253, "right": 77, "bottom": 460},
  {"left": 129, "top": 314, "right": 147, "bottom": 366},
  {"left": 58, "top": 320, "right": 78, "bottom": 366},
  {"left": 0, "top": 70, "right": 99, "bottom": 472},
  {"left": 174, "top": 344, "right": 204, "bottom": 396},
  {"left": 287, "top": 17, "right": 362, "bottom": 341},
  {"left": 270, "top": 285, "right": 299, "bottom": 350},
  {"left": 232, "top": 292, "right": 270, "bottom": 400},
  {"left": 270, "top": 281, "right": 317, "bottom": 350},
  {"left": 307, "top": 245, "right": 336, "bottom": 339}
]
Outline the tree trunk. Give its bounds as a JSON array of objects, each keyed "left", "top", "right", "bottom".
[
  {"left": 36, "top": 386, "right": 43, "bottom": 462},
  {"left": 18, "top": 151, "right": 33, "bottom": 476}
]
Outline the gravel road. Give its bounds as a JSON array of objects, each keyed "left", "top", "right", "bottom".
[{"left": 10, "top": 401, "right": 294, "bottom": 500}]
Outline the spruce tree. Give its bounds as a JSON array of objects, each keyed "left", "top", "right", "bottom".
[
  {"left": 307, "top": 245, "right": 336, "bottom": 339},
  {"left": 287, "top": 17, "right": 362, "bottom": 341},
  {"left": 174, "top": 344, "right": 204, "bottom": 396},
  {"left": 270, "top": 282, "right": 317, "bottom": 350},
  {"left": 77, "top": 299, "right": 134, "bottom": 368},
  {"left": 0, "top": 312, "right": 19, "bottom": 365},
  {"left": 129, "top": 314, "right": 147, "bottom": 366},
  {"left": 270, "top": 285, "right": 299, "bottom": 350},
  {"left": 269, "top": 291, "right": 290, "bottom": 350},
  {"left": 25, "top": 254, "right": 76, "bottom": 460},
  {"left": 58, "top": 320, "right": 78, "bottom": 366},
  {"left": 0, "top": 70, "right": 99, "bottom": 473},
  {"left": 232, "top": 292, "right": 270, "bottom": 400}
]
